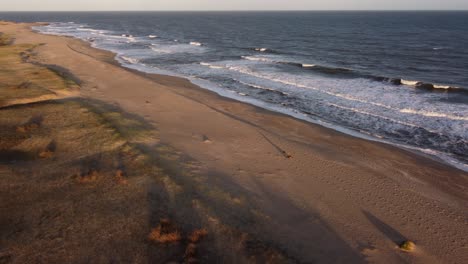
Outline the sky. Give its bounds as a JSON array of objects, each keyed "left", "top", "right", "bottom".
[{"left": 1, "top": 0, "right": 468, "bottom": 11}]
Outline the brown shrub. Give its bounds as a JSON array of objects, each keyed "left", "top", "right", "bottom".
[
  {"left": 184, "top": 229, "right": 208, "bottom": 263},
  {"left": 148, "top": 227, "right": 181, "bottom": 243},
  {"left": 148, "top": 219, "right": 181, "bottom": 244},
  {"left": 38, "top": 149, "right": 54, "bottom": 159},
  {"left": 16, "top": 115, "right": 43, "bottom": 133},
  {"left": 399, "top": 240, "right": 415, "bottom": 252},
  {"left": 15, "top": 126, "right": 27, "bottom": 133},
  {"left": 188, "top": 229, "right": 208, "bottom": 243},
  {"left": 38, "top": 140, "right": 56, "bottom": 159},
  {"left": 184, "top": 243, "right": 198, "bottom": 262},
  {"left": 16, "top": 123, "right": 38, "bottom": 133},
  {"left": 77, "top": 170, "right": 99, "bottom": 183},
  {"left": 115, "top": 169, "right": 128, "bottom": 185}
]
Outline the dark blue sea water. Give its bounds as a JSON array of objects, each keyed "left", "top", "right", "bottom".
[{"left": 1, "top": 12, "right": 467, "bottom": 170}]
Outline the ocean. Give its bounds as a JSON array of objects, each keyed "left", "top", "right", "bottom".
[{"left": 1, "top": 11, "right": 467, "bottom": 170}]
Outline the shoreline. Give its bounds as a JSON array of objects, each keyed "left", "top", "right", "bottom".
[
  {"left": 34, "top": 22, "right": 468, "bottom": 173},
  {"left": 31, "top": 22, "right": 468, "bottom": 173},
  {"left": 1, "top": 21, "right": 467, "bottom": 263},
  {"left": 125, "top": 61, "right": 468, "bottom": 173}
]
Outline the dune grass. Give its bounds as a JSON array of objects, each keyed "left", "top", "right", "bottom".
[
  {"left": 0, "top": 32, "right": 12, "bottom": 46},
  {"left": 0, "top": 33, "right": 79, "bottom": 107}
]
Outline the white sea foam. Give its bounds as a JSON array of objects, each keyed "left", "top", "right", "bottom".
[
  {"left": 150, "top": 45, "right": 170, "bottom": 54},
  {"left": 238, "top": 80, "right": 274, "bottom": 91},
  {"left": 225, "top": 65, "right": 398, "bottom": 110},
  {"left": 148, "top": 35, "right": 158, "bottom": 39},
  {"left": 241, "top": 56, "right": 273, "bottom": 62},
  {"left": 400, "top": 109, "right": 468, "bottom": 121},
  {"left": 119, "top": 56, "right": 139, "bottom": 64},
  {"left": 77, "top": 28, "right": 100, "bottom": 32},
  {"left": 199, "top": 62, "right": 224, "bottom": 69},
  {"left": 151, "top": 43, "right": 207, "bottom": 54},
  {"left": 327, "top": 103, "right": 424, "bottom": 129},
  {"left": 236, "top": 79, "right": 289, "bottom": 95}
]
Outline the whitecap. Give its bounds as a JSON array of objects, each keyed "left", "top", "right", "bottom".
[
  {"left": 401, "top": 79, "right": 419, "bottom": 86},
  {"left": 190, "top": 41, "right": 202, "bottom": 46}
]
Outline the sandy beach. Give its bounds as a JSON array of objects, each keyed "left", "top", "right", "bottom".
[{"left": 1, "top": 21, "right": 467, "bottom": 263}]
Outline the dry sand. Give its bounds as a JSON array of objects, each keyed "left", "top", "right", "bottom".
[{"left": 0, "top": 22, "right": 467, "bottom": 263}]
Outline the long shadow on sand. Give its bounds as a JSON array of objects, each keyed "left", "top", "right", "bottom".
[
  {"left": 137, "top": 139, "right": 366, "bottom": 263},
  {"left": 0, "top": 97, "right": 366, "bottom": 263},
  {"left": 363, "top": 210, "right": 407, "bottom": 246}
]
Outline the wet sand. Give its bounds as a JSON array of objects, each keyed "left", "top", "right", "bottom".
[{"left": 1, "top": 21, "right": 467, "bottom": 263}]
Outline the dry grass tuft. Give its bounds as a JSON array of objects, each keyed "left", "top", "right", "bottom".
[
  {"left": 148, "top": 228, "right": 181, "bottom": 244},
  {"left": 115, "top": 169, "right": 128, "bottom": 185},
  {"left": 399, "top": 240, "right": 415, "bottom": 252},
  {"left": 16, "top": 122, "right": 39, "bottom": 133},
  {"left": 188, "top": 229, "right": 208, "bottom": 243},
  {"left": 77, "top": 170, "right": 99, "bottom": 183},
  {"left": 148, "top": 218, "right": 181, "bottom": 244},
  {"left": 16, "top": 115, "right": 43, "bottom": 133},
  {"left": 184, "top": 243, "right": 198, "bottom": 263},
  {"left": 0, "top": 33, "right": 12, "bottom": 46},
  {"left": 38, "top": 149, "right": 54, "bottom": 159},
  {"left": 184, "top": 228, "right": 208, "bottom": 263},
  {"left": 0, "top": 37, "right": 79, "bottom": 108},
  {"left": 38, "top": 140, "right": 56, "bottom": 159}
]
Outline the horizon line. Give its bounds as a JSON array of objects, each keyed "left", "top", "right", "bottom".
[{"left": 1, "top": 9, "right": 468, "bottom": 12}]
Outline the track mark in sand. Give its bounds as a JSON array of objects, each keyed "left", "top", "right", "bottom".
[
  {"left": 190, "top": 133, "right": 212, "bottom": 143},
  {"left": 38, "top": 140, "right": 57, "bottom": 159},
  {"left": 258, "top": 131, "right": 292, "bottom": 159},
  {"left": 202, "top": 134, "right": 212, "bottom": 143},
  {"left": 298, "top": 157, "right": 467, "bottom": 262},
  {"left": 67, "top": 44, "right": 99, "bottom": 61}
]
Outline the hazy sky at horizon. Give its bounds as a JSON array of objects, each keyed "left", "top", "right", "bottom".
[{"left": 1, "top": 0, "right": 468, "bottom": 11}]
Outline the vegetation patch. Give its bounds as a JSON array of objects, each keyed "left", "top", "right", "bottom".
[
  {"left": 188, "top": 229, "right": 208, "bottom": 243},
  {"left": 0, "top": 37, "right": 79, "bottom": 107},
  {"left": 148, "top": 219, "right": 182, "bottom": 244},
  {"left": 114, "top": 169, "right": 128, "bottom": 185},
  {"left": 399, "top": 240, "right": 415, "bottom": 252},
  {"left": 76, "top": 169, "right": 99, "bottom": 183},
  {"left": 0, "top": 32, "right": 13, "bottom": 46}
]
